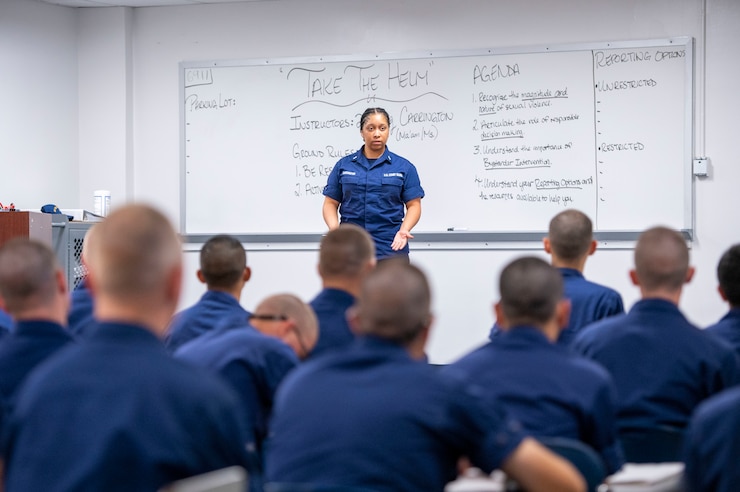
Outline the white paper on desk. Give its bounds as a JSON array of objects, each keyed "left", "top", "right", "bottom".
[{"left": 607, "top": 463, "right": 684, "bottom": 485}]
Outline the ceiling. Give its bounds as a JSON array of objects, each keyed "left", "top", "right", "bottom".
[{"left": 40, "top": 0, "right": 266, "bottom": 7}]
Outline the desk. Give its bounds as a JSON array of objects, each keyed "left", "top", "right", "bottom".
[
  {"left": 445, "top": 464, "right": 684, "bottom": 492},
  {"left": 0, "top": 211, "right": 52, "bottom": 247}
]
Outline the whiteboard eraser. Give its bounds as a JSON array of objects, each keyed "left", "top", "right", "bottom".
[{"left": 693, "top": 158, "right": 709, "bottom": 176}]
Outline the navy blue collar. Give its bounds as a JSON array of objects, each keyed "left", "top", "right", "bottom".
[
  {"left": 202, "top": 290, "right": 241, "bottom": 305},
  {"left": 14, "top": 319, "right": 69, "bottom": 338},
  {"left": 495, "top": 325, "right": 557, "bottom": 347},
  {"left": 722, "top": 308, "right": 740, "bottom": 320},
  {"left": 630, "top": 298, "right": 685, "bottom": 316},
  {"left": 88, "top": 321, "right": 165, "bottom": 350},
  {"left": 353, "top": 146, "right": 392, "bottom": 169},
  {"left": 559, "top": 267, "right": 584, "bottom": 279}
]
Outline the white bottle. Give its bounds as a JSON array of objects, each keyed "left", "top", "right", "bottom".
[{"left": 93, "top": 190, "right": 111, "bottom": 217}]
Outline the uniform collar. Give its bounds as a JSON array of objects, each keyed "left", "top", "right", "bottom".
[
  {"left": 559, "top": 267, "right": 584, "bottom": 279},
  {"left": 202, "top": 290, "right": 241, "bottom": 306},
  {"left": 14, "top": 319, "right": 69, "bottom": 338},
  {"left": 88, "top": 321, "right": 165, "bottom": 350},
  {"left": 721, "top": 307, "right": 740, "bottom": 320},
  {"left": 495, "top": 325, "right": 556, "bottom": 347},
  {"left": 630, "top": 298, "right": 684, "bottom": 316},
  {"left": 354, "top": 335, "right": 415, "bottom": 361},
  {"left": 353, "top": 146, "right": 392, "bottom": 169}
]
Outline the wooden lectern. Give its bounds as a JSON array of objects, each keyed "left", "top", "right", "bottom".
[{"left": 0, "top": 212, "right": 53, "bottom": 248}]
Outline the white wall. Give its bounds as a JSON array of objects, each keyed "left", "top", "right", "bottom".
[
  {"left": 8, "top": 0, "right": 740, "bottom": 362},
  {"left": 77, "top": 6, "right": 133, "bottom": 211},
  {"left": 0, "top": 0, "right": 78, "bottom": 209}
]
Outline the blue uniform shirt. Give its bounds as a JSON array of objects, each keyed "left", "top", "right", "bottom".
[
  {"left": 446, "top": 326, "right": 624, "bottom": 474},
  {"left": 0, "top": 320, "right": 74, "bottom": 407},
  {"left": 683, "top": 385, "right": 740, "bottom": 492},
  {"left": 557, "top": 268, "right": 625, "bottom": 346},
  {"left": 323, "top": 146, "right": 424, "bottom": 259},
  {"left": 488, "top": 268, "right": 624, "bottom": 344},
  {"left": 0, "top": 309, "right": 12, "bottom": 335},
  {"left": 706, "top": 308, "right": 740, "bottom": 360},
  {"left": 165, "top": 290, "right": 250, "bottom": 352},
  {"left": 572, "top": 298, "right": 740, "bottom": 433},
  {"left": 67, "top": 279, "right": 96, "bottom": 337},
  {"left": 265, "top": 336, "right": 525, "bottom": 491},
  {"left": 308, "top": 287, "right": 355, "bottom": 358},
  {"left": 2, "top": 321, "right": 251, "bottom": 492},
  {"left": 175, "top": 322, "right": 299, "bottom": 491}
]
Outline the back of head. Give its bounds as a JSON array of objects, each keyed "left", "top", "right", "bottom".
[
  {"left": 319, "top": 224, "right": 375, "bottom": 279},
  {"left": 634, "top": 226, "right": 689, "bottom": 292},
  {"left": 0, "top": 238, "right": 60, "bottom": 316},
  {"left": 200, "top": 235, "right": 246, "bottom": 289},
  {"left": 87, "top": 204, "right": 181, "bottom": 302},
  {"left": 499, "top": 256, "right": 563, "bottom": 326},
  {"left": 255, "top": 293, "right": 318, "bottom": 346},
  {"left": 548, "top": 209, "right": 594, "bottom": 261},
  {"left": 718, "top": 244, "right": 740, "bottom": 307},
  {"left": 354, "top": 259, "right": 431, "bottom": 345}
]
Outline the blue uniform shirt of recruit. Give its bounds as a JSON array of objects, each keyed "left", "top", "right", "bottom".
[
  {"left": 705, "top": 308, "right": 740, "bottom": 360},
  {"left": 488, "top": 268, "right": 625, "bottom": 344},
  {"left": 557, "top": 267, "right": 625, "bottom": 346},
  {"left": 265, "top": 336, "right": 525, "bottom": 491},
  {"left": 0, "top": 308, "right": 12, "bottom": 335},
  {"left": 445, "top": 326, "right": 624, "bottom": 475},
  {"left": 308, "top": 287, "right": 356, "bottom": 358},
  {"left": 0, "top": 320, "right": 74, "bottom": 407},
  {"left": 2, "top": 321, "right": 252, "bottom": 492},
  {"left": 165, "top": 290, "right": 251, "bottom": 352},
  {"left": 323, "top": 146, "right": 424, "bottom": 259},
  {"left": 571, "top": 298, "right": 740, "bottom": 433},
  {"left": 175, "top": 320, "right": 299, "bottom": 491},
  {"left": 67, "top": 279, "right": 96, "bottom": 337},
  {"left": 683, "top": 385, "right": 740, "bottom": 492}
]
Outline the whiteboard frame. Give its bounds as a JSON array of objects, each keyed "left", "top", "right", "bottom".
[{"left": 179, "top": 36, "right": 694, "bottom": 243}]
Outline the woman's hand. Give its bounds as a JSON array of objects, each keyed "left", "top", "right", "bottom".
[{"left": 391, "top": 230, "right": 414, "bottom": 251}]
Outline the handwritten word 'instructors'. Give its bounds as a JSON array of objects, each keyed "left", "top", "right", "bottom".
[
  {"left": 290, "top": 115, "right": 351, "bottom": 131},
  {"left": 185, "top": 93, "right": 236, "bottom": 111},
  {"left": 473, "top": 63, "right": 521, "bottom": 84}
]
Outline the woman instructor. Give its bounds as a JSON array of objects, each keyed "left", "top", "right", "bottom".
[{"left": 322, "top": 107, "right": 425, "bottom": 260}]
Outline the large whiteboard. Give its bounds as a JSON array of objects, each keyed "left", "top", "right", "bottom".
[{"left": 180, "top": 37, "right": 693, "bottom": 236}]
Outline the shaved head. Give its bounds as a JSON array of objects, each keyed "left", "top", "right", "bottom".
[
  {"left": 253, "top": 293, "right": 319, "bottom": 352},
  {"left": 87, "top": 204, "right": 181, "bottom": 301},
  {"left": 199, "top": 235, "right": 247, "bottom": 289},
  {"left": 548, "top": 209, "right": 594, "bottom": 261},
  {"left": 499, "top": 256, "right": 563, "bottom": 326},
  {"left": 354, "top": 259, "right": 431, "bottom": 345},
  {"left": 634, "top": 227, "right": 689, "bottom": 291},
  {"left": 319, "top": 224, "right": 375, "bottom": 279},
  {"left": 0, "top": 239, "right": 61, "bottom": 315}
]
